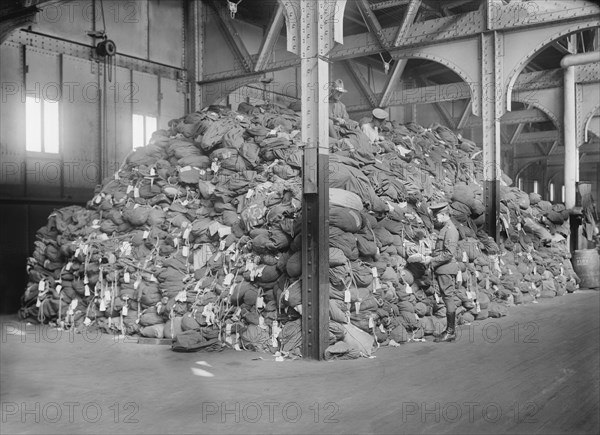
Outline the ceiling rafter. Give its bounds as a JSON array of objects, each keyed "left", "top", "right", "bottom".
[
  {"left": 208, "top": 0, "right": 253, "bottom": 72},
  {"left": 394, "top": 0, "right": 421, "bottom": 47},
  {"left": 356, "top": 0, "right": 390, "bottom": 49},
  {"left": 254, "top": 5, "right": 284, "bottom": 72},
  {"left": 344, "top": 60, "right": 379, "bottom": 109}
]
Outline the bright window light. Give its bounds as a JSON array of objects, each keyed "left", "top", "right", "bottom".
[
  {"left": 561, "top": 185, "right": 565, "bottom": 202},
  {"left": 43, "top": 100, "right": 59, "bottom": 153},
  {"left": 132, "top": 114, "right": 145, "bottom": 149},
  {"left": 533, "top": 180, "right": 539, "bottom": 194},
  {"left": 26, "top": 96, "right": 60, "bottom": 153},
  {"left": 132, "top": 114, "right": 157, "bottom": 150},
  {"left": 145, "top": 116, "right": 157, "bottom": 144},
  {"left": 549, "top": 183, "right": 555, "bottom": 201},
  {"left": 26, "top": 96, "right": 42, "bottom": 152},
  {"left": 517, "top": 178, "right": 523, "bottom": 190}
]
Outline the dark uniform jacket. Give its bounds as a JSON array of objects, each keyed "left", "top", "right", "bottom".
[{"left": 431, "top": 220, "right": 459, "bottom": 275}]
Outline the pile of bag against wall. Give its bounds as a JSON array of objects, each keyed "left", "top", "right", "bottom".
[{"left": 19, "top": 104, "right": 579, "bottom": 358}]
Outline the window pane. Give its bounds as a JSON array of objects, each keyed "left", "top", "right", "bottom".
[
  {"left": 43, "top": 100, "right": 60, "bottom": 153},
  {"left": 533, "top": 180, "right": 539, "bottom": 195},
  {"left": 145, "top": 116, "right": 157, "bottom": 145},
  {"left": 561, "top": 185, "right": 565, "bottom": 202},
  {"left": 26, "top": 96, "right": 42, "bottom": 152},
  {"left": 549, "top": 183, "right": 554, "bottom": 201},
  {"left": 132, "top": 114, "right": 144, "bottom": 149}
]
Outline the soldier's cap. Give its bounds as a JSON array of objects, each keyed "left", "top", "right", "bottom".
[
  {"left": 372, "top": 108, "right": 389, "bottom": 120},
  {"left": 429, "top": 201, "right": 449, "bottom": 214}
]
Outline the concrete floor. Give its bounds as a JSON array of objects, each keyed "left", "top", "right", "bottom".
[{"left": 1, "top": 290, "right": 599, "bottom": 435}]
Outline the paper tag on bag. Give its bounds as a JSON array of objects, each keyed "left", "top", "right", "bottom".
[{"left": 344, "top": 290, "right": 351, "bottom": 303}]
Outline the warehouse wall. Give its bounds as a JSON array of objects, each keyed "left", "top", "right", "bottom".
[{"left": 0, "top": 0, "right": 187, "bottom": 314}]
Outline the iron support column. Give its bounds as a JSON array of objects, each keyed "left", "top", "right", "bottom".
[
  {"left": 481, "top": 30, "right": 502, "bottom": 241},
  {"left": 299, "top": 0, "right": 332, "bottom": 360}
]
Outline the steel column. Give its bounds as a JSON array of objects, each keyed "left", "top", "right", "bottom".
[
  {"left": 480, "top": 29, "right": 502, "bottom": 240},
  {"left": 564, "top": 65, "right": 578, "bottom": 210},
  {"left": 184, "top": 0, "right": 204, "bottom": 112},
  {"left": 298, "top": 0, "right": 333, "bottom": 360}
]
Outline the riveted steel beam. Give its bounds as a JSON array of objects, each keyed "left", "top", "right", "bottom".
[
  {"left": 480, "top": 23, "right": 503, "bottom": 240},
  {"left": 510, "top": 130, "right": 560, "bottom": 144},
  {"left": 370, "top": 0, "right": 410, "bottom": 11},
  {"left": 467, "top": 108, "right": 549, "bottom": 127},
  {"left": 297, "top": 0, "right": 337, "bottom": 361},
  {"left": 8, "top": 30, "right": 184, "bottom": 81},
  {"left": 357, "top": 0, "right": 390, "bottom": 49},
  {"left": 254, "top": 5, "right": 285, "bottom": 72},
  {"left": 199, "top": 11, "right": 599, "bottom": 83},
  {"left": 344, "top": 60, "right": 379, "bottom": 108},
  {"left": 208, "top": 0, "right": 253, "bottom": 72},
  {"left": 393, "top": 0, "right": 421, "bottom": 47}
]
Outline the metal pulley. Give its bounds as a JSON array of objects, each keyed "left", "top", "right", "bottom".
[{"left": 96, "top": 39, "right": 117, "bottom": 57}]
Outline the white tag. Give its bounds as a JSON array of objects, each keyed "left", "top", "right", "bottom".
[
  {"left": 38, "top": 280, "right": 45, "bottom": 291},
  {"left": 434, "top": 293, "right": 441, "bottom": 303},
  {"left": 462, "top": 251, "right": 469, "bottom": 262},
  {"left": 173, "top": 237, "right": 179, "bottom": 247},
  {"left": 246, "top": 189, "right": 255, "bottom": 199},
  {"left": 379, "top": 324, "right": 386, "bottom": 333},
  {"left": 122, "top": 305, "right": 128, "bottom": 316},
  {"left": 211, "top": 161, "right": 219, "bottom": 172},
  {"left": 405, "top": 283, "right": 413, "bottom": 294},
  {"left": 143, "top": 230, "right": 149, "bottom": 239},
  {"left": 415, "top": 313, "right": 419, "bottom": 320},
  {"left": 475, "top": 301, "right": 481, "bottom": 313},
  {"left": 223, "top": 273, "right": 235, "bottom": 286},
  {"left": 456, "top": 270, "right": 463, "bottom": 284},
  {"left": 83, "top": 275, "right": 89, "bottom": 284},
  {"left": 183, "top": 228, "right": 191, "bottom": 240},
  {"left": 466, "top": 290, "right": 474, "bottom": 300},
  {"left": 66, "top": 262, "right": 72, "bottom": 271},
  {"left": 368, "top": 317, "right": 374, "bottom": 329},
  {"left": 114, "top": 172, "right": 120, "bottom": 180},
  {"left": 99, "top": 299, "right": 106, "bottom": 311},
  {"left": 124, "top": 272, "right": 130, "bottom": 283},
  {"left": 284, "top": 289, "right": 289, "bottom": 301},
  {"left": 354, "top": 301, "right": 361, "bottom": 314},
  {"left": 55, "top": 284, "right": 62, "bottom": 293},
  {"left": 150, "top": 167, "right": 156, "bottom": 176},
  {"left": 150, "top": 274, "right": 157, "bottom": 282},
  {"left": 134, "top": 187, "right": 140, "bottom": 198},
  {"left": 259, "top": 316, "right": 266, "bottom": 329},
  {"left": 219, "top": 240, "right": 227, "bottom": 251},
  {"left": 85, "top": 285, "right": 90, "bottom": 296},
  {"left": 344, "top": 290, "right": 351, "bottom": 303},
  {"left": 127, "top": 185, "right": 134, "bottom": 194},
  {"left": 371, "top": 267, "right": 378, "bottom": 278},
  {"left": 256, "top": 296, "right": 264, "bottom": 309},
  {"left": 134, "top": 277, "right": 141, "bottom": 289},
  {"left": 84, "top": 317, "right": 92, "bottom": 326},
  {"left": 182, "top": 246, "right": 189, "bottom": 257}
]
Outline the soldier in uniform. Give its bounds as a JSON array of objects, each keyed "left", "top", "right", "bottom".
[{"left": 423, "top": 201, "right": 459, "bottom": 342}]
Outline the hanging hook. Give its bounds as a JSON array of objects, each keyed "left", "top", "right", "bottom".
[{"left": 228, "top": 0, "right": 242, "bottom": 19}]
